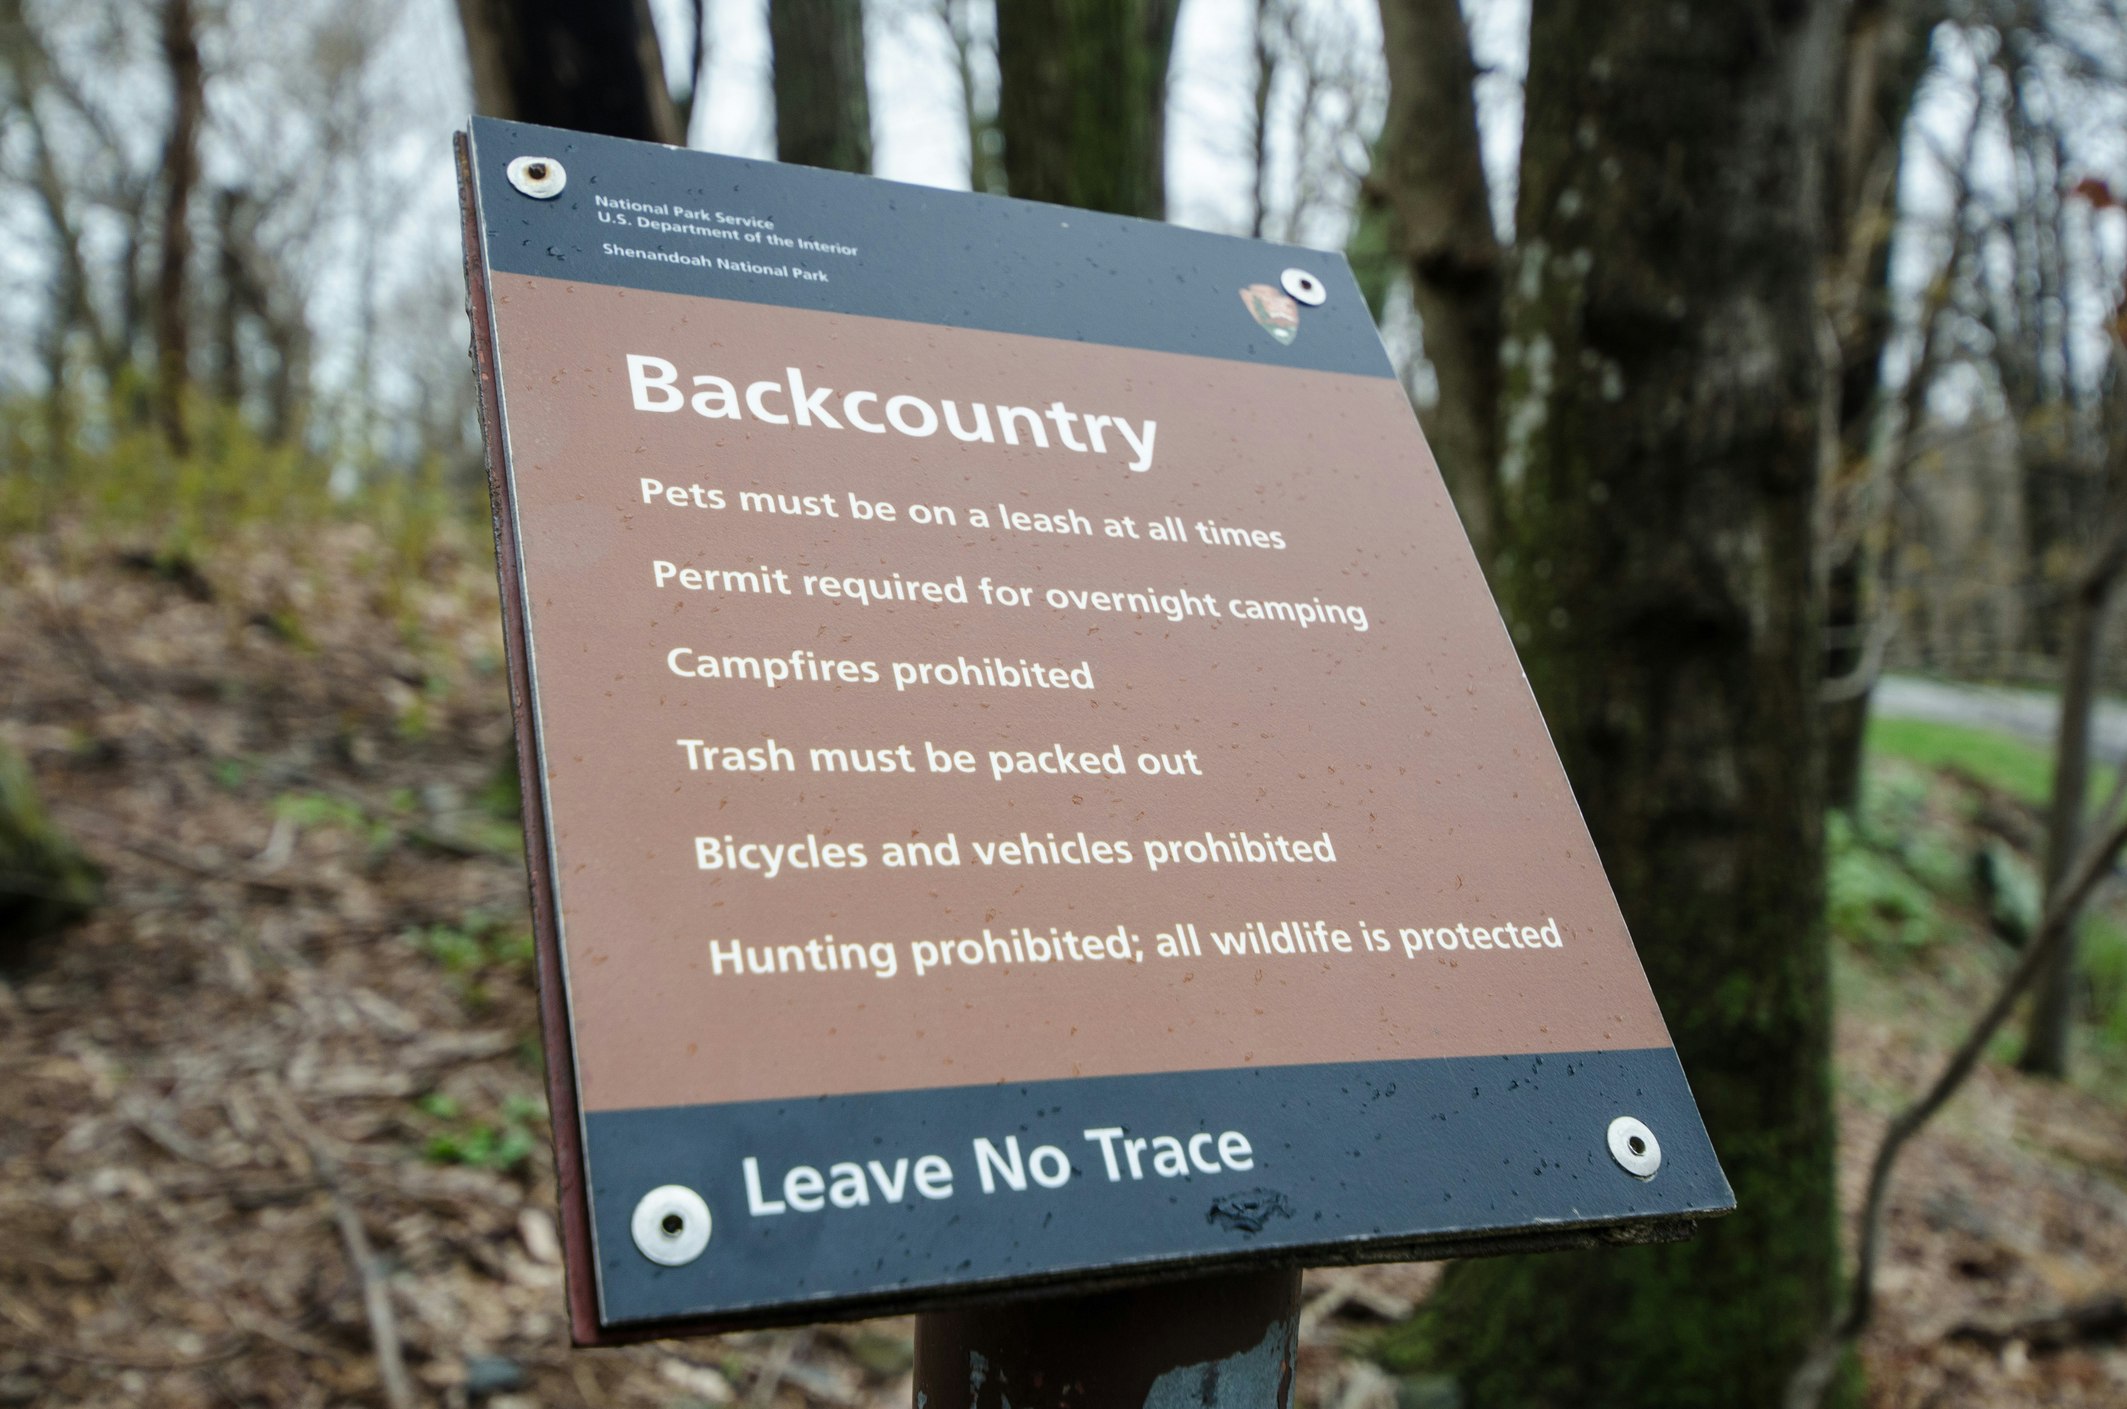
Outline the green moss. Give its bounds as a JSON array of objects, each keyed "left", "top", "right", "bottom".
[
  {"left": 0, "top": 744, "right": 101, "bottom": 956},
  {"left": 1379, "top": 1144, "right": 1848, "bottom": 1407}
]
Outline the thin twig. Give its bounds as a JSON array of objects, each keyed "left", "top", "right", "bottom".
[
  {"left": 270, "top": 1087, "right": 416, "bottom": 1409},
  {"left": 326, "top": 1186, "right": 415, "bottom": 1409}
]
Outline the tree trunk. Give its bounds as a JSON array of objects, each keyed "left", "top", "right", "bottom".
[
  {"left": 769, "top": 0, "right": 872, "bottom": 173},
  {"left": 153, "top": 0, "right": 203, "bottom": 456},
  {"left": 2018, "top": 580, "right": 2104, "bottom": 1076},
  {"left": 1383, "top": 3, "right": 1845, "bottom": 1404},
  {"left": 454, "top": 0, "right": 681, "bottom": 144},
  {"left": 2023, "top": 452, "right": 2103, "bottom": 658},
  {"left": 994, "top": 0, "right": 1181, "bottom": 218},
  {"left": 213, "top": 188, "right": 244, "bottom": 408},
  {"left": 1373, "top": 0, "right": 1504, "bottom": 568},
  {"left": 1822, "top": 0, "right": 1937, "bottom": 811},
  {"left": 1247, "top": 0, "right": 1274, "bottom": 240},
  {"left": 943, "top": 0, "right": 1005, "bottom": 195},
  {"left": 2019, "top": 480, "right": 2127, "bottom": 1076}
]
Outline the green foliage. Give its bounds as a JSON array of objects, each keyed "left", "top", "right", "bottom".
[
  {"left": 410, "top": 912, "right": 534, "bottom": 1015},
  {"left": 1861, "top": 715, "right": 2127, "bottom": 1076},
  {"left": 2081, "top": 912, "right": 2127, "bottom": 1059},
  {"left": 1827, "top": 811, "right": 1949, "bottom": 957},
  {"left": 478, "top": 751, "right": 522, "bottom": 824},
  {"left": 272, "top": 786, "right": 521, "bottom": 864},
  {"left": 416, "top": 1092, "right": 542, "bottom": 1173},
  {"left": 273, "top": 789, "right": 398, "bottom": 851},
  {"left": 0, "top": 392, "right": 481, "bottom": 654},
  {"left": 1899, "top": 826, "right": 1968, "bottom": 897},
  {"left": 1857, "top": 766, "right": 1929, "bottom": 841},
  {"left": 0, "top": 400, "right": 324, "bottom": 544}
]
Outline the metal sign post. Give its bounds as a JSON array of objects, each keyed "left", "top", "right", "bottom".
[
  {"left": 455, "top": 117, "right": 1731, "bottom": 1373},
  {"left": 914, "top": 1267, "right": 1302, "bottom": 1407}
]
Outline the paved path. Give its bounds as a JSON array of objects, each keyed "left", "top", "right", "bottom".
[{"left": 1874, "top": 674, "right": 2127, "bottom": 761}]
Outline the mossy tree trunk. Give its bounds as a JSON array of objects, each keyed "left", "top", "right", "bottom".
[
  {"left": 0, "top": 745, "right": 99, "bottom": 965},
  {"left": 769, "top": 0, "right": 872, "bottom": 174},
  {"left": 994, "top": 0, "right": 1181, "bottom": 219},
  {"left": 1380, "top": 2, "right": 1845, "bottom": 1404}
]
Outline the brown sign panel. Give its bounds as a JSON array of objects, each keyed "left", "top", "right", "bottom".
[{"left": 456, "top": 117, "right": 1732, "bottom": 1341}]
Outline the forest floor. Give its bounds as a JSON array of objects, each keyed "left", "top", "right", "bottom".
[{"left": 2, "top": 515, "right": 2125, "bottom": 1409}]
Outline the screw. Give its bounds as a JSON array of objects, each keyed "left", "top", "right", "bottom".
[
  {"left": 1606, "top": 1116, "right": 1662, "bottom": 1179},
  {"left": 630, "top": 1184, "right": 712, "bottom": 1265},
  {"left": 1280, "top": 267, "right": 1327, "bottom": 307},
  {"left": 506, "top": 155, "right": 567, "bottom": 200}
]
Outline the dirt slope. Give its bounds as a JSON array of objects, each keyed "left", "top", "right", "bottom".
[{"left": 1, "top": 522, "right": 2121, "bottom": 1407}]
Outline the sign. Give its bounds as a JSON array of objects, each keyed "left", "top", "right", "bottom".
[{"left": 455, "top": 117, "right": 1732, "bottom": 1342}]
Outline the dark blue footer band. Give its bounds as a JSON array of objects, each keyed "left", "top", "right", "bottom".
[{"left": 584, "top": 1047, "right": 1732, "bottom": 1329}]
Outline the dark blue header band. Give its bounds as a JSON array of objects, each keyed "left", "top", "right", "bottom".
[{"left": 467, "top": 116, "right": 1395, "bottom": 379}]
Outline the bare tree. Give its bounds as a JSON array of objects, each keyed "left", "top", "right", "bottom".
[{"left": 0, "top": 0, "right": 475, "bottom": 472}]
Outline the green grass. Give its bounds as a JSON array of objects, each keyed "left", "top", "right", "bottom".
[
  {"left": 1867, "top": 713, "right": 2124, "bottom": 812},
  {"left": 1866, "top": 717, "right": 2061, "bottom": 806}
]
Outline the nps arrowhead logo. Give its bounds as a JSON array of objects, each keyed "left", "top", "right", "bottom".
[{"left": 1239, "top": 284, "right": 1301, "bottom": 345}]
